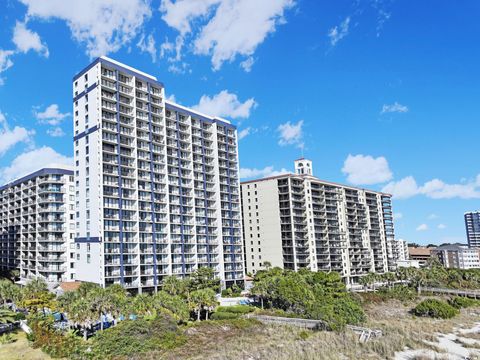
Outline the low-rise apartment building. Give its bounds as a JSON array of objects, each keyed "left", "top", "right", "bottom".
[
  {"left": 387, "top": 238, "right": 409, "bottom": 268},
  {"left": 408, "top": 246, "right": 434, "bottom": 267},
  {"left": 240, "top": 158, "right": 398, "bottom": 285},
  {"left": 0, "top": 167, "right": 76, "bottom": 285},
  {"left": 432, "top": 244, "right": 480, "bottom": 269}
]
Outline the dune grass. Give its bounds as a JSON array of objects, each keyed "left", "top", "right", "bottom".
[{"left": 0, "top": 330, "right": 52, "bottom": 360}]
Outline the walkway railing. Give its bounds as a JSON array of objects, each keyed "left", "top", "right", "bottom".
[{"left": 418, "top": 286, "right": 480, "bottom": 298}]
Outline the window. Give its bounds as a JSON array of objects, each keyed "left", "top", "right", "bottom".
[
  {"left": 76, "top": 253, "right": 80, "bottom": 260},
  {"left": 87, "top": 254, "right": 91, "bottom": 264}
]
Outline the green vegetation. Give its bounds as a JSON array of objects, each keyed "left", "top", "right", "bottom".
[
  {"left": 250, "top": 268, "right": 365, "bottom": 330},
  {"left": 413, "top": 299, "right": 459, "bottom": 319},
  {"left": 211, "top": 305, "right": 254, "bottom": 320},
  {"left": 448, "top": 296, "right": 480, "bottom": 309},
  {"left": 90, "top": 313, "right": 186, "bottom": 359},
  {"left": 221, "top": 283, "right": 243, "bottom": 298},
  {"left": 360, "top": 259, "right": 480, "bottom": 291}
]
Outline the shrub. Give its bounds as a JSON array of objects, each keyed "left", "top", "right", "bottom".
[
  {"left": 0, "top": 333, "right": 14, "bottom": 344},
  {"left": 448, "top": 296, "right": 479, "bottom": 309},
  {"left": 90, "top": 313, "right": 185, "bottom": 359},
  {"left": 28, "top": 315, "right": 84, "bottom": 358},
  {"left": 215, "top": 305, "right": 254, "bottom": 314},
  {"left": 210, "top": 312, "right": 240, "bottom": 320},
  {"left": 14, "top": 312, "right": 26, "bottom": 321},
  {"left": 413, "top": 299, "right": 459, "bottom": 319}
]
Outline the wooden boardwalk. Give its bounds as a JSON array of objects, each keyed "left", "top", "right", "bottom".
[
  {"left": 246, "top": 314, "right": 382, "bottom": 342},
  {"left": 418, "top": 286, "right": 480, "bottom": 298}
]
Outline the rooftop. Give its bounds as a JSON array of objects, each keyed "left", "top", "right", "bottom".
[
  {"left": 408, "top": 247, "right": 434, "bottom": 256},
  {"left": 241, "top": 172, "right": 392, "bottom": 197}
]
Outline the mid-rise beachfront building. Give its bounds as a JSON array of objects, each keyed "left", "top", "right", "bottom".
[
  {"left": 0, "top": 168, "right": 76, "bottom": 285},
  {"left": 387, "top": 238, "right": 409, "bottom": 269},
  {"left": 465, "top": 211, "right": 480, "bottom": 248},
  {"left": 432, "top": 244, "right": 480, "bottom": 269},
  {"left": 240, "top": 159, "right": 397, "bottom": 285},
  {"left": 72, "top": 56, "right": 243, "bottom": 292}
]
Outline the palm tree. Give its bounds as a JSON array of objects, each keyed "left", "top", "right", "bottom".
[
  {"left": 189, "top": 288, "right": 217, "bottom": 321},
  {"left": 162, "top": 275, "right": 189, "bottom": 297},
  {"left": 67, "top": 298, "right": 95, "bottom": 340},
  {"left": 130, "top": 293, "right": 154, "bottom": 317},
  {"left": 0, "top": 280, "right": 20, "bottom": 307},
  {"left": 23, "top": 278, "right": 48, "bottom": 295}
]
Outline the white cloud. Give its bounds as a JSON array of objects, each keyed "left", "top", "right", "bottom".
[
  {"left": 12, "top": 21, "right": 49, "bottom": 57},
  {"left": 416, "top": 224, "right": 428, "bottom": 231},
  {"left": 341, "top": 154, "right": 393, "bottom": 185},
  {"left": 0, "top": 50, "right": 15, "bottom": 84},
  {"left": 239, "top": 166, "right": 289, "bottom": 179},
  {"left": 438, "top": 224, "right": 447, "bottom": 230},
  {"left": 238, "top": 127, "right": 252, "bottom": 140},
  {"left": 394, "top": 212, "right": 403, "bottom": 220},
  {"left": 19, "top": 0, "right": 152, "bottom": 57},
  {"left": 160, "top": 0, "right": 219, "bottom": 36},
  {"left": 277, "top": 120, "right": 304, "bottom": 148},
  {"left": 381, "top": 176, "right": 419, "bottom": 199},
  {"left": 35, "top": 104, "right": 70, "bottom": 126},
  {"left": 240, "top": 56, "right": 255, "bottom": 72},
  {"left": 382, "top": 175, "right": 480, "bottom": 200},
  {"left": 0, "top": 110, "right": 34, "bottom": 156},
  {"left": 0, "top": 146, "right": 73, "bottom": 183},
  {"left": 160, "top": 0, "right": 294, "bottom": 71},
  {"left": 194, "top": 0, "right": 294, "bottom": 70},
  {"left": 381, "top": 102, "right": 409, "bottom": 114},
  {"left": 46, "top": 127, "right": 65, "bottom": 137},
  {"left": 0, "top": 50, "right": 14, "bottom": 73},
  {"left": 166, "top": 93, "right": 176, "bottom": 103},
  {"left": 428, "top": 214, "right": 438, "bottom": 220},
  {"left": 328, "top": 16, "right": 350, "bottom": 46},
  {"left": 137, "top": 33, "right": 156, "bottom": 62},
  {"left": 192, "top": 90, "right": 256, "bottom": 119}
]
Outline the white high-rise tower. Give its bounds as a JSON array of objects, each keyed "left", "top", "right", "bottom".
[{"left": 72, "top": 56, "right": 244, "bottom": 292}]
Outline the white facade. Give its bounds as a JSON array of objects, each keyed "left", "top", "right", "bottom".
[
  {"left": 387, "top": 238, "right": 409, "bottom": 269},
  {"left": 73, "top": 57, "right": 244, "bottom": 291},
  {"left": 241, "top": 159, "right": 396, "bottom": 285},
  {"left": 0, "top": 168, "right": 76, "bottom": 285},
  {"left": 432, "top": 244, "right": 480, "bottom": 269}
]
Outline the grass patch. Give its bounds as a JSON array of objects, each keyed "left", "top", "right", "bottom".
[{"left": 0, "top": 330, "right": 52, "bottom": 360}]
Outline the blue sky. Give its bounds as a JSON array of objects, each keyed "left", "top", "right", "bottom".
[{"left": 0, "top": 0, "right": 479, "bottom": 246}]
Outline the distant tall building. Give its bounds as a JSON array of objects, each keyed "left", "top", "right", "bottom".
[
  {"left": 465, "top": 211, "right": 480, "bottom": 248},
  {"left": 72, "top": 56, "right": 244, "bottom": 292},
  {"left": 0, "top": 168, "right": 76, "bottom": 285},
  {"left": 240, "top": 158, "right": 397, "bottom": 285}
]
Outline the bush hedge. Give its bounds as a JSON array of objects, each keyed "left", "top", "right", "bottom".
[
  {"left": 215, "top": 305, "right": 254, "bottom": 314},
  {"left": 210, "top": 312, "right": 240, "bottom": 320},
  {"left": 448, "top": 296, "right": 480, "bottom": 309},
  {"left": 413, "top": 299, "right": 459, "bottom": 319},
  {"left": 90, "top": 313, "right": 185, "bottom": 359}
]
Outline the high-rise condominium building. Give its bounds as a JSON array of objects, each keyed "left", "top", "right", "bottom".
[
  {"left": 73, "top": 56, "right": 243, "bottom": 292},
  {"left": 240, "top": 158, "right": 396, "bottom": 285},
  {"left": 0, "top": 168, "right": 76, "bottom": 285},
  {"left": 465, "top": 211, "right": 480, "bottom": 248}
]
